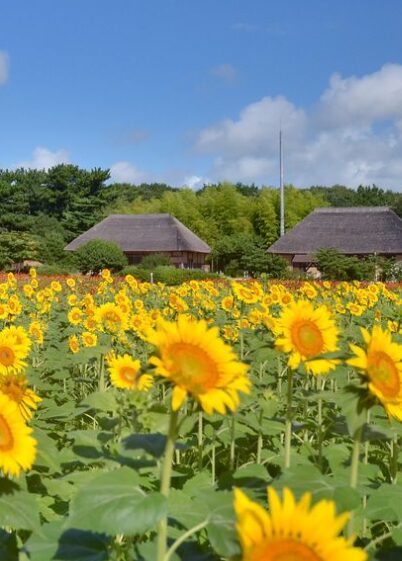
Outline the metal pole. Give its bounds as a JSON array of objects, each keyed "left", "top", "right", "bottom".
[{"left": 280, "top": 129, "right": 285, "bottom": 237}]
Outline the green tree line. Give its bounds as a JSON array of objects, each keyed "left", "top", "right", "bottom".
[{"left": 0, "top": 165, "right": 401, "bottom": 271}]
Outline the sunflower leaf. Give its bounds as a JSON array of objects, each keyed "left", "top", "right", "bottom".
[{"left": 67, "top": 467, "right": 167, "bottom": 535}]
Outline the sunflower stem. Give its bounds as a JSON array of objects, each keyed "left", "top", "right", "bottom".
[
  {"left": 163, "top": 519, "right": 209, "bottom": 561},
  {"left": 230, "top": 414, "right": 236, "bottom": 470},
  {"left": 350, "top": 426, "right": 362, "bottom": 489},
  {"left": 98, "top": 354, "right": 105, "bottom": 392},
  {"left": 284, "top": 367, "right": 293, "bottom": 470},
  {"left": 277, "top": 356, "right": 282, "bottom": 396},
  {"left": 211, "top": 437, "right": 216, "bottom": 484},
  {"left": 316, "top": 377, "right": 325, "bottom": 471},
  {"left": 362, "top": 408, "right": 370, "bottom": 537},
  {"left": 157, "top": 408, "right": 179, "bottom": 561},
  {"left": 391, "top": 433, "right": 399, "bottom": 484},
  {"left": 197, "top": 410, "right": 203, "bottom": 470},
  {"left": 257, "top": 408, "right": 263, "bottom": 464},
  {"left": 347, "top": 425, "right": 362, "bottom": 538}
]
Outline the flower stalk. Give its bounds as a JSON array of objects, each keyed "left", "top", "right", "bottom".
[
  {"left": 157, "top": 408, "right": 179, "bottom": 561},
  {"left": 284, "top": 367, "right": 293, "bottom": 470}
]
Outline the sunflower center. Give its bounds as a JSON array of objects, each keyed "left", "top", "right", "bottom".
[
  {"left": 0, "top": 415, "right": 14, "bottom": 451},
  {"left": 168, "top": 343, "right": 220, "bottom": 393},
  {"left": 120, "top": 367, "right": 137, "bottom": 383},
  {"left": 367, "top": 351, "right": 400, "bottom": 397},
  {"left": 1, "top": 380, "right": 24, "bottom": 402},
  {"left": 290, "top": 321, "right": 324, "bottom": 357},
  {"left": 0, "top": 346, "right": 15, "bottom": 366},
  {"left": 250, "top": 539, "right": 322, "bottom": 561},
  {"left": 102, "top": 311, "right": 122, "bottom": 326}
]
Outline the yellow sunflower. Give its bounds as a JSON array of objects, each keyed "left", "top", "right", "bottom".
[
  {"left": 275, "top": 300, "right": 339, "bottom": 375},
  {"left": 106, "top": 353, "right": 152, "bottom": 390},
  {"left": 69, "top": 334, "right": 80, "bottom": 354},
  {"left": 0, "top": 329, "right": 27, "bottom": 375},
  {"left": 0, "top": 393, "right": 37, "bottom": 477},
  {"left": 234, "top": 487, "right": 367, "bottom": 561},
  {"left": 232, "top": 282, "right": 259, "bottom": 305},
  {"left": 347, "top": 326, "right": 402, "bottom": 421},
  {"left": 5, "top": 326, "right": 32, "bottom": 358},
  {"left": 28, "top": 321, "right": 44, "bottom": 345},
  {"left": 0, "top": 373, "right": 41, "bottom": 420},
  {"left": 95, "top": 303, "right": 128, "bottom": 333},
  {"left": 82, "top": 331, "right": 97, "bottom": 348},
  {"left": 146, "top": 315, "right": 250, "bottom": 414},
  {"left": 68, "top": 307, "right": 83, "bottom": 325}
]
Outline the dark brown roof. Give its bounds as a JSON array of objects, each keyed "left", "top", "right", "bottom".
[
  {"left": 292, "top": 254, "right": 316, "bottom": 264},
  {"left": 65, "top": 214, "right": 211, "bottom": 253},
  {"left": 268, "top": 207, "right": 402, "bottom": 255}
]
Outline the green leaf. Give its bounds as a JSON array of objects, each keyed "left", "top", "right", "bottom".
[
  {"left": 79, "top": 391, "right": 118, "bottom": 412},
  {"left": 366, "top": 484, "right": 402, "bottom": 522},
  {"left": 26, "top": 521, "right": 110, "bottom": 561},
  {"left": 32, "top": 428, "right": 62, "bottom": 473},
  {"left": 0, "top": 479, "right": 40, "bottom": 532},
  {"left": 67, "top": 467, "right": 167, "bottom": 535}
]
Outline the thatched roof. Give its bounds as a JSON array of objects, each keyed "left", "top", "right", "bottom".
[
  {"left": 65, "top": 214, "right": 211, "bottom": 253},
  {"left": 268, "top": 207, "right": 402, "bottom": 255}
]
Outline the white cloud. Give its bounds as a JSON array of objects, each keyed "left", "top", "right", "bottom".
[
  {"left": 0, "top": 51, "right": 9, "bottom": 85},
  {"left": 194, "top": 64, "right": 402, "bottom": 190},
  {"left": 318, "top": 64, "right": 402, "bottom": 128},
  {"left": 110, "top": 161, "right": 148, "bottom": 184},
  {"left": 211, "top": 63, "right": 238, "bottom": 83},
  {"left": 182, "top": 175, "right": 210, "bottom": 190},
  {"left": 16, "top": 146, "right": 70, "bottom": 169},
  {"left": 196, "top": 96, "right": 306, "bottom": 158}
]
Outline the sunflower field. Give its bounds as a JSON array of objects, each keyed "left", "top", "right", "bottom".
[{"left": 1, "top": 269, "right": 402, "bottom": 561}]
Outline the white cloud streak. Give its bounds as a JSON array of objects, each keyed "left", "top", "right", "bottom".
[
  {"left": 195, "top": 64, "right": 402, "bottom": 190},
  {"left": 16, "top": 146, "right": 70, "bottom": 169},
  {"left": 109, "top": 161, "right": 148, "bottom": 184}
]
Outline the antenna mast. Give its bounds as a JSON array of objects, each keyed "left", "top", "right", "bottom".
[{"left": 279, "top": 128, "right": 285, "bottom": 236}]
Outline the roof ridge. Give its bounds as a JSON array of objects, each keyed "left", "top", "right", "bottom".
[{"left": 313, "top": 206, "right": 391, "bottom": 213}]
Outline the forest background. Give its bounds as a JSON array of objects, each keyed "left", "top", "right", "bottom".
[{"left": 1, "top": 164, "right": 401, "bottom": 274}]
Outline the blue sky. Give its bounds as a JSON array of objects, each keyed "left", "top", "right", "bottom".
[{"left": 1, "top": 0, "right": 402, "bottom": 190}]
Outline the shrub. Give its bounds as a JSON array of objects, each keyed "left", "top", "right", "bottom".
[
  {"left": 315, "top": 248, "right": 376, "bottom": 281},
  {"left": 73, "top": 239, "right": 128, "bottom": 274},
  {"left": 140, "top": 253, "right": 172, "bottom": 269},
  {"left": 37, "top": 263, "right": 79, "bottom": 276},
  {"left": 120, "top": 265, "right": 219, "bottom": 285},
  {"left": 241, "top": 249, "right": 289, "bottom": 278}
]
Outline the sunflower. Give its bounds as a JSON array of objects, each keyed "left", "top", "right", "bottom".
[
  {"left": 232, "top": 282, "right": 259, "bottom": 305},
  {"left": 234, "top": 487, "right": 367, "bottom": 561},
  {"left": 0, "top": 329, "right": 27, "bottom": 375},
  {"left": 347, "top": 326, "right": 402, "bottom": 421},
  {"left": 0, "top": 373, "right": 41, "bottom": 420},
  {"left": 66, "top": 277, "right": 76, "bottom": 289},
  {"left": 221, "top": 296, "right": 234, "bottom": 312},
  {"left": 0, "top": 393, "right": 37, "bottom": 477},
  {"left": 106, "top": 353, "right": 152, "bottom": 390},
  {"left": 95, "top": 303, "right": 128, "bottom": 333},
  {"left": 5, "top": 326, "right": 32, "bottom": 358},
  {"left": 28, "top": 321, "right": 44, "bottom": 345},
  {"left": 82, "top": 331, "right": 97, "bottom": 348},
  {"left": 69, "top": 334, "right": 80, "bottom": 354},
  {"left": 68, "top": 307, "right": 83, "bottom": 325},
  {"left": 275, "top": 300, "right": 339, "bottom": 375},
  {"left": 146, "top": 315, "right": 250, "bottom": 414}
]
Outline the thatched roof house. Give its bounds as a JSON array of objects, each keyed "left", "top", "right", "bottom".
[
  {"left": 65, "top": 214, "right": 211, "bottom": 268},
  {"left": 267, "top": 207, "right": 402, "bottom": 269}
]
